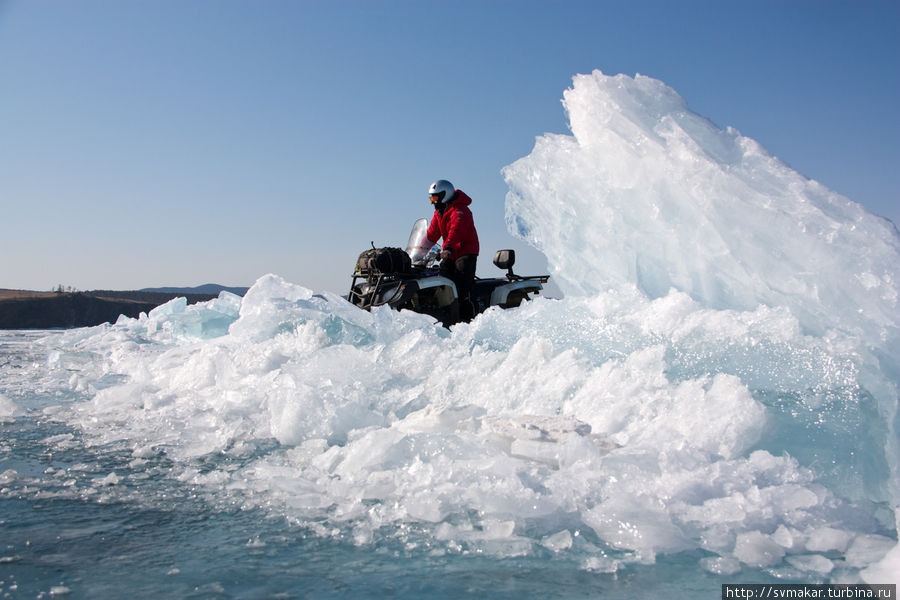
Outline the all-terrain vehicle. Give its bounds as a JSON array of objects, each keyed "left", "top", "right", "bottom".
[{"left": 348, "top": 219, "right": 549, "bottom": 326}]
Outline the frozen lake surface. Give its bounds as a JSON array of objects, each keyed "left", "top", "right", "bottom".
[{"left": 2, "top": 72, "right": 898, "bottom": 597}]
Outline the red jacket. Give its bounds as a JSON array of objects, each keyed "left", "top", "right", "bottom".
[{"left": 426, "top": 190, "right": 480, "bottom": 261}]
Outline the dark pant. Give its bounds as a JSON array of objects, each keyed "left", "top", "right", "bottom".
[{"left": 441, "top": 254, "right": 477, "bottom": 322}]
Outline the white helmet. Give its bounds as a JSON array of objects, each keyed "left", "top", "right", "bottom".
[{"left": 428, "top": 179, "right": 455, "bottom": 207}]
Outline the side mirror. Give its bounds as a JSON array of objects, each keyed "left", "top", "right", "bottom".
[{"left": 493, "top": 249, "right": 516, "bottom": 278}]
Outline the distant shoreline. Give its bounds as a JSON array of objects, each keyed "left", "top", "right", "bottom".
[{"left": 0, "top": 288, "right": 244, "bottom": 330}]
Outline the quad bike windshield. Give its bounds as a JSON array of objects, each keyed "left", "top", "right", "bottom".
[{"left": 406, "top": 218, "right": 440, "bottom": 266}]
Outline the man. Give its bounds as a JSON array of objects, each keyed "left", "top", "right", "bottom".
[{"left": 424, "top": 179, "right": 480, "bottom": 322}]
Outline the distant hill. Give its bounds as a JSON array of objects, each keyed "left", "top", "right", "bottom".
[
  {"left": 139, "top": 284, "right": 249, "bottom": 296},
  {"left": 0, "top": 284, "right": 248, "bottom": 329},
  {"left": 0, "top": 291, "right": 160, "bottom": 329}
]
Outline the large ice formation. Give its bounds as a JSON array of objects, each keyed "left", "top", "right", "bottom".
[{"left": 28, "top": 71, "right": 899, "bottom": 584}]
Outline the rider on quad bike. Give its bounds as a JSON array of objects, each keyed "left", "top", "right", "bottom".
[{"left": 424, "top": 179, "right": 480, "bottom": 322}]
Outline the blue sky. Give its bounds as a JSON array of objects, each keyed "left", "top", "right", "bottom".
[{"left": 1, "top": 0, "right": 897, "bottom": 294}]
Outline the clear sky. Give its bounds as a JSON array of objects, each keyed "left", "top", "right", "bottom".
[{"left": 1, "top": 0, "right": 897, "bottom": 294}]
